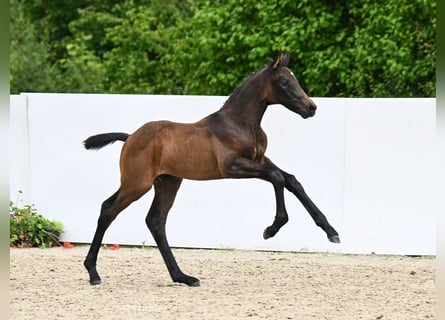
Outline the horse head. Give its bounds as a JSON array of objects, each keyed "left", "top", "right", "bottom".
[{"left": 264, "top": 52, "right": 317, "bottom": 119}]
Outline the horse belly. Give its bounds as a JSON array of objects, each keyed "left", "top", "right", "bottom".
[{"left": 160, "top": 135, "right": 222, "bottom": 180}]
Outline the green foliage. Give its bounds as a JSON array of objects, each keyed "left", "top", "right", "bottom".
[
  {"left": 343, "top": 0, "right": 436, "bottom": 96},
  {"left": 174, "top": 0, "right": 435, "bottom": 96},
  {"left": 174, "top": 0, "right": 352, "bottom": 95},
  {"left": 9, "top": 0, "right": 59, "bottom": 93},
  {"left": 97, "top": 1, "right": 196, "bottom": 93},
  {"left": 10, "top": 0, "right": 435, "bottom": 97},
  {"left": 10, "top": 201, "right": 64, "bottom": 248},
  {"left": 55, "top": 40, "right": 105, "bottom": 93},
  {"left": 10, "top": 0, "right": 106, "bottom": 93}
]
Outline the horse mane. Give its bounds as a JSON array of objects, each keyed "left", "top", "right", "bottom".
[
  {"left": 222, "top": 55, "right": 280, "bottom": 107},
  {"left": 222, "top": 67, "right": 266, "bottom": 107}
]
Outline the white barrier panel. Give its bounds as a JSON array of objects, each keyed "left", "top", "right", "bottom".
[
  {"left": 342, "top": 99, "right": 436, "bottom": 254},
  {"left": 10, "top": 95, "right": 30, "bottom": 204},
  {"left": 10, "top": 93, "right": 436, "bottom": 255}
]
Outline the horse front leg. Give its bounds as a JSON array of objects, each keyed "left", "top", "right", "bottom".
[
  {"left": 262, "top": 169, "right": 289, "bottom": 239},
  {"left": 146, "top": 175, "right": 200, "bottom": 287},
  {"left": 263, "top": 158, "right": 340, "bottom": 243},
  {"left": 225, "top": 156, "right": 289, "bottom": 239},
  {"left": 283, "top": 171, "right": 340, "bottom": 243}
]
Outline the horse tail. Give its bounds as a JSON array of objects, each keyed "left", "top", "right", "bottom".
[{"left": 83, "top": 132, "right": 129, "bottom": 150}]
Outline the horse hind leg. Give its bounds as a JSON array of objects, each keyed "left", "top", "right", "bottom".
[
  {"left": 84, "top": 184, "right": 151, "bottom": 285},
  {"left": 146, "top": 175, "right": 200, "bottom": 287},
  {"left": 282, "top": 171, "right": 340, "bottom": 243}
]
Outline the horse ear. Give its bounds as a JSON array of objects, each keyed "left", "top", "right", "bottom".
[{"left": 269, "top": 52, "right": 290, "bottom": 69}]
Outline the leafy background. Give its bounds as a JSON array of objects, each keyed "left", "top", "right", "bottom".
[{"left": 10, "top": 0, "right": 436, "bottom": 97}]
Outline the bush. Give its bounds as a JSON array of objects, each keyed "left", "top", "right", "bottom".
[
  {"left": 10, "top": 0, "right": 435, "bottom": 97},
  {"left": 10, "top": 201, "right": 64, "bottom": 248}
]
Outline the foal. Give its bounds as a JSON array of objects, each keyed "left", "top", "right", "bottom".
[{"left": 83, "top": 52, "right": 340, "bottom": 287}]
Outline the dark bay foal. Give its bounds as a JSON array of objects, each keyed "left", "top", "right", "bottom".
[{"left": 83, "top": 52, "right": 340, "bottom": 287}]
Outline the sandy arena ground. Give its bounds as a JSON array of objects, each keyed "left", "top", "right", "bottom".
[{"left": 10, "top": 246, "right": 435, "bottom": 320}]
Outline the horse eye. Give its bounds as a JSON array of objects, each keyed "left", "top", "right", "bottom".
[{"left": 280, "top": 79, "right": 289, "bottom": 87}]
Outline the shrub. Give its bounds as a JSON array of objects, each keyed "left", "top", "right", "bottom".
[
  {"left": 10, "top": 201, "right": 64, "bottom": 248},
  {"left": 10, "top": 0, "right": 435, "bottom": 97}
]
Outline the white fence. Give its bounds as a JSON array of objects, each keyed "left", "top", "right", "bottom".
[{"left": 10, "top": 93, "right": 436, "bottom": 255}]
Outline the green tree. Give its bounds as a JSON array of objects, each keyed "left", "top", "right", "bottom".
[
  {"left": 10, "top": 0, "right": 435, "bottom": 97},
  {"left": 10, "top": 0, "right": 106, "bottom": 93},
  {"left": 173, "top": 0, "right": 435, "bottom": 97},
  {"left": 344, "top": 0, "right": 436, "bottom": 96},
  {"left": 64, "top": 0, "right": 196, "bottom": 93},
  {"left": 10, "top": 0, "right": 58, "bottom": 93}
]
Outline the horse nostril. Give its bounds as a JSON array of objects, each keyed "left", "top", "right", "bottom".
[{"left": 309, "top": 103, "right": 317, "bottom": 111}]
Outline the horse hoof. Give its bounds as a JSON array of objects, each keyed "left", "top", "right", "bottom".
[
  {"left": 328, "top": 235, "right": 341, "bottom": 243},
  {"left": 184, "top": 276, "right": 200, "bottom": 287},
  {"left": 90, "top": 278, "right": 101, "bottom": 285},
  {"left": 188, "top": 279, "right": 200, "bottom": 287},
  {"left": 174, "top": 275, "right": 200, "bottom": 287},
  {"left": 263, "top": 229, "right": 271, "bottom": 240}
]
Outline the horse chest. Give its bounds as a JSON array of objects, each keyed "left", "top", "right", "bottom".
[
  {"left": 253, "top": 141, "right": 266, "bottom": 160},
  {"left": 241, "top": 139, "right": 266, "bottom": 161}
]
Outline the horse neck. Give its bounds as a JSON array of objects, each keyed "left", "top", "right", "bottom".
[{"left": 219, "top": 77, "right": 269, "bottom": 132}]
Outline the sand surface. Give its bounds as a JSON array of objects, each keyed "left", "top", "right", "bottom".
[{"left": 10, "top": 246, "right": 435, "bottom": 319}]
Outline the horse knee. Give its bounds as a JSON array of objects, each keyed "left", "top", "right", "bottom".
[
  {"left": 269, "top": 169, "right": 286, "bottom": 188},
  {"left": 286, "top": 174, "right": 304, "bottom": 193}
]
